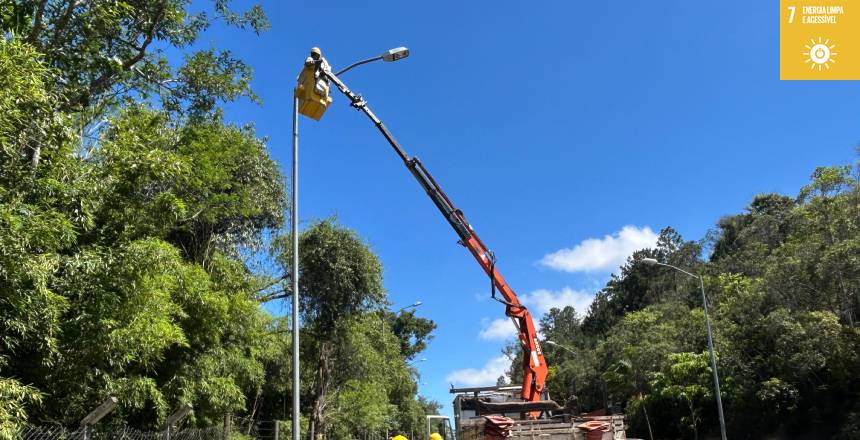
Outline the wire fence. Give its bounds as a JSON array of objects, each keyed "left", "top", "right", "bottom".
[
  {"left": 18, "top": 422, "right": 278, "bottom": 440},
  {"left": 231, "top": 417, "right": 278, "bottom": 439}
]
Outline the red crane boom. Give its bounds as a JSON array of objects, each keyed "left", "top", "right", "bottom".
[{"left": 323, "top": 71, "right": 548, "bottom": 405}]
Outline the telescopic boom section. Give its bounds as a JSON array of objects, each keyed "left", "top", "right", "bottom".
[{"left": 324, "top": 71, "right": 548, "bottom": 404}]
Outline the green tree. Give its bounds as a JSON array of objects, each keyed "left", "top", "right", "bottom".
[
  {"left": 0, "top": 37, "right": 77, "bottom": 433},
  {"left": 389, "top": 309, "right": 437, "bottom": 361},
  {"left": 600, "top": 307, "right": 676, "bottom": 440},
  {"left": 650, "top": 352, "right": 715, "bottom": 440},
  {"left": 0, "top": 1, "right": 287, "bottom": 428},
  {"left": 90, "top": 105, "right": 285, "bottom": 263},
  {"left": 582, "top": 227, "right": 702, "bottom": 337},
  {"left": 6, "top": 0, "right": 266, "bottom": 117},
  {"left": 275, "top": 220, "right": 387, "bottom": 439},
  {"left": 270, "top": 220, "right": 438, "bottom": 440},
  {"left": 0, "top": 377, "right": 42, "bottom": 439}
]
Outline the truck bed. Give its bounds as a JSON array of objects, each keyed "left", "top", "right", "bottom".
[{"left": 458, "top": 416, "right": 627, "bottom": 440}]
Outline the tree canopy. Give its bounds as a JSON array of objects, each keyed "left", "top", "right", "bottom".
[
  {"left": 0, "top": 2, "right": 438, "bottom": 438},
  {"left": 518, "top": 160, "right": 860, "bottom": 439}
]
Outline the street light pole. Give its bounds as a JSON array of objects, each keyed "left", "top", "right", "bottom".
[
  {"left": 641, "top": 258, "right": 727, "bottom": 440},
  {"left": 544, "top": 340, "right": 576, "bottom": 356},
  {"left": 291, "top": 46, "right": 407, "bottom": 440},
  {"left": 697, "top": 273, "right": 727, "bottom": 440},
  {"left": 291, "top": 95, "right": 301, "bottom": 440},
  {"left": 382, "top": 301, "right": 422, "bottom": 335}
]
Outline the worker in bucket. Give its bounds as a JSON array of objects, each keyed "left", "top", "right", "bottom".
[
  {"left": 304, "top": 47, "right": 331, "bottom": 97},
  {"left": 429, "top": 432, "right": 443, "bottom": 440},
  {"left": 391, "top": 435, "right": 408, "bottom": 440}
]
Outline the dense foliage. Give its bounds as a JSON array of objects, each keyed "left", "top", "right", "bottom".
[
  {"left": 0, "top": 2, "right": 437, "bottom": 438},
  {"left": 269, "top": 221, "right": 437, "bottom": 440},
  {"left": 519, "top": 161, "right": 860, "bottom": 439}
]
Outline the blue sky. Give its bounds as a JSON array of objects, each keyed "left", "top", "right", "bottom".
[{"left": 195, "top": 1, "right": 859, "bottom": 417}]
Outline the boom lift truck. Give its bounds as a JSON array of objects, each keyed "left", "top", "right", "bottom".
[{"left": 297, "top": 48, "right": 627, "bottom": 440}]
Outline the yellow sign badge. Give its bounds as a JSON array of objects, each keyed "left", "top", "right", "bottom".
[{"left": 780, "top": 1, "right": 860, "bottom": 80}]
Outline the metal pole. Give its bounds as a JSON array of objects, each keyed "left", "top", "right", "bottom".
[
  {"left": 292, "top": 95, "right": 301, "bottom": 440},
  {"left": 602, "top": 381, "right": 607, "bottom": 411},
  {"left": 700, "top": 276, "right": 728, "bottom": 440},
  {"left": 651, "top": 261, "right": 727, "bottom": 440}
]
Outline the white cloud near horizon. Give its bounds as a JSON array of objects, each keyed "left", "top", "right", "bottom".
[
  {"left": 465, "top": 227, "right": 656, "bottom": 383},
  {"left": 540, "top": 225, "right": 658, "bottom": 273},
  {"left": 478, "top": 287, "right": 595, "bottom": 341},
  {"left": 521, "top": 287, "right": 595, "bottom": 316},
  {"left": 446, "top": 355, "right": 511, "bottom": 387},
  {"left": 479, "top": 318, "right": 517, "bottom": 341}
]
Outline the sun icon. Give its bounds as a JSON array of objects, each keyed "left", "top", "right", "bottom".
[{"left": 803, "top": 37, "right": 838, "bottom": 71}]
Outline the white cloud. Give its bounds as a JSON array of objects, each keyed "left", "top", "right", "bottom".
[
  {"left": 477, "top": 287, "right": 595, "bottom": 341},
  {"left": 479, "top": 318, "right": 517, "bottom": 341},
  {"left": 446, "top": 355, "right": 511, "bottom": 387},
  {"left": 521, "top": 287, "right": 595, "bottom": 315},
  {"left": 540, "top": 225, "right": 658, "bottom": 273}
]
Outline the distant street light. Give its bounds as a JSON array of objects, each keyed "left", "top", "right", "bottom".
[
  {"left": 640, "top": 257, "right": 727, "bottom": 440},
  {"left": 383, "top": 301, "right": 423, "bottom": 334},
  {"left": 400, "top": 301, "right": 423, "bottom": 312},
  {"left": 545, "top": 340, "right": 581, "bottom": 396},
  {"left": 335, "top": 47, "right": 410, "bottom": 76},
  {"left": 545, "top": 340, "right": 577, "bottom": 356},
  {"left": 410, "top": 357, "right": 428, "bottom": 364}
]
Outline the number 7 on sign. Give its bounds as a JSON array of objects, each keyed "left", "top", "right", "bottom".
[{"left": 787, "top": 6, "right": 796, "bottom": 23}]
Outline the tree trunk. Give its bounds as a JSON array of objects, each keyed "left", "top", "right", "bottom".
[
  {"left": 30, "top": 144, "right": 41, "bottom": 169},
  {"left": 247, "top": 388, "right": 262, "bottom": 435},
  {"left": 687, "top": 399, "right": 698, "bottom": 440},
  {"left": 223, "top": 413, "right": 232, "bottom": 440},
  {"left": 309, "top": 341, "right": 333, "bottom": 440}
]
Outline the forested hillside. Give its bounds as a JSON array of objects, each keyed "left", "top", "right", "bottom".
[
  {"left": 518, "top": 162, "right": 860, "bottom": 439},
  {"left": 0, "top": 2, "right": 436, "bottom": 438}
]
